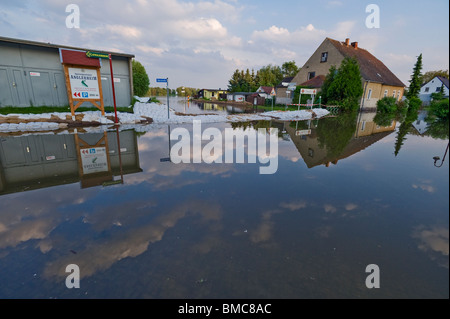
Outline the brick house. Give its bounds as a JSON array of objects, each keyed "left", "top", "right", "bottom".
[{"left": 281, "top": 37, "right": 405, "bottom": 108}]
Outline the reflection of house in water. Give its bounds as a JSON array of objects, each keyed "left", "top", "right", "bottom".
[
  {"left": 411, "top": 111, "right": 429, "bottom": 135},
  {"left": 0, "top": 130, "right": 142, "bottom": 195},
  {"left": 286, "top": 112, "right": 396, "bottom": 168},
  {"left": 196, "top": 102, "right": 228, "bottom": 112}
]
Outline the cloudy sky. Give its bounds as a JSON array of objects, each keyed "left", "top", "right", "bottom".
[{"left": 1, "top": 0, "right": 449, "bottom": 89}]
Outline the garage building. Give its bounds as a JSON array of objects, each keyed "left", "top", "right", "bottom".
[{"left": 0, "top": 36, "right": 135, "bottom": 108}]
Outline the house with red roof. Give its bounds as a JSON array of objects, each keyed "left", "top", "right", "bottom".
[
  {"left": 279, "top": 37, "right": 405, "bottom": 108},
  {"left": 256, "top": 86, "right": 276, "bottom": 99}
]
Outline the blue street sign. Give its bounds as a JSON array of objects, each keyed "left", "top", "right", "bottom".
[{"left": 156, "top": 78, "right": 168, "bottom": 83}]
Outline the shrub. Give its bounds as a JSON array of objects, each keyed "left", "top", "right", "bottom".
[
  {"left": 132, "top": 60, "right": 150, "bottom": 97},
  {"left": 376, "top": 97, "right": 397, "bottom": 113}
]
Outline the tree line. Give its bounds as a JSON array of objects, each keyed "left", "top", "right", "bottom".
[
  {"left": 146, "top": 87, "right": 200, "bottom": 97},
  {"left": 228, "top": 61, "right": 299, "bottom": 92}
]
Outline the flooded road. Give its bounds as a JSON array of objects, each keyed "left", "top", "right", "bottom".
[{"left": 0, "top": 110, "right": 448, "bottom": 299}]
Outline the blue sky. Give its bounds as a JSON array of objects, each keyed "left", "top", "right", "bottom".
[{"left": 0, "top": 0, "right": 448, "bottom": 89}]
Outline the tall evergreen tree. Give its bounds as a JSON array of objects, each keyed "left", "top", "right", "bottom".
[{"left": 406, "top": 54, "right": 423, "bottom": 100}]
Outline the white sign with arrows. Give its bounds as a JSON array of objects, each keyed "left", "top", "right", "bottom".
[{"left": 300, "top": 88, "right": 317, "bottom": 95}]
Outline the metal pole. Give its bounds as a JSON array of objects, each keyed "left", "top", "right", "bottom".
[
  {"left": 298, "top": 92, "right": 302, "bottom": 111},
  {"left": 109, "top": 54, "right": 118, "bottom": 124},
  {"left": 166, "top": 78, "right": 170, "bottom": 119},
  {"left": 115, "top": 126, "right": 124, "bottom": 184}
]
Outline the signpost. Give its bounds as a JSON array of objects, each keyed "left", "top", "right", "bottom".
[
  {"left": 299, "top": 88, "right": 317, "bottom": 110},
  {"left": 157, "top": 78, "right": 170, "bottom": 119},
  {"left": 85, "top": 51, "right": 119, "bottom": 124}
]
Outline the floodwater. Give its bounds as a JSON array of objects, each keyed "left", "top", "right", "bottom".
[
  {"left": 0, "top": 103, "right": 448, "bottom": 299},
  {"left": 163, "top": 96, "right": 259, "bottom": 115}
]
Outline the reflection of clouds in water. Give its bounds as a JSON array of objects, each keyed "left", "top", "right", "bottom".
[
  {"left": 412, "top": 179, "right": 436, "bottom": 193},
  {"left": 81, "top": 200, "right": 158, "bottom": 232},
  {"left": 43, "top": 200, "right": 222, "bottom": 280},
  {"left": 412, "top": 184, "right": 435, "bottom": 193},
  {"left": 124, "top": 125, "right": 238, "bottom": 191},
  {"left": 413, "top": 226, "right": 449, "bottom": 268},
  {"left": 0, "top": 188, "right": 95, "bottom": 251},
  {"left": 345, "top": 203, "right": 358, "bottom": 211},
  {"left": 316, "top": 225, "right": 332, "bottom": 238},
  {"left": 0, "top": 219, "right": 57, "bottom": 249},
  {"left": 250, "top": 210, "right": 281, "bottom": 244},
  {"left": 413, "top": 226, "right": 449, "bottom": 256},
  {"left": 279, "top": 200, "right": 307, "bottom": 211},
  {"left": 278, "top": 142, "right": 302, "bottom": 163},
  {"left": 251, "top": 200, "right": 309, "bottom": 243},
  {"left": 324, "top": 204, "right": 337, "bottom": 213}
]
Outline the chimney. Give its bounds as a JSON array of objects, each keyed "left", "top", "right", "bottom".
[
  {"left": 351, "top": 42, "right": 358, "bottom": 49},
  {"left": 345, "top": 38, "right": 350, "bottom": 46}
]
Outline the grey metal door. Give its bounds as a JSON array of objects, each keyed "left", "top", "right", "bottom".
[
  {"left": 12, "top": 69, "right": 29, "bottom": 107},
  {"left": 29, "top": 71, "right": 54, "bottom": 106},
  {"left": 101, "top": 76, "right": 112, "bottom": 106},
  {"left": 54, "top": 72, "right": 69, "bottom": 106},
  {"left": 0, "top": 68, "right": 14, "bottom": 107}
]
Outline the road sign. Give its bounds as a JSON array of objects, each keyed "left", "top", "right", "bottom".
[
  {"left": 287, "top": 82, "right": 297, "bottom": 91},
  {"left": 296, "top": 130, "right": 312, "bottom": 136},
  {"left": 300, "top": 88, "right": 317, "bottom": 95},
  {"left": 86, "top": 51, "right": 109, "bottom": 59},
  {"left": 157, "top": 78, "right": 168, "bottom": 83}
]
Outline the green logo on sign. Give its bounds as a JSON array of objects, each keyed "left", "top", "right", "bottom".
[{"left": 86, "top": 51, "right": 109, "bottom": 59}]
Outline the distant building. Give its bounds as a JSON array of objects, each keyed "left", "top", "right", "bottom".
[
  {"left": 275, "top": 76, "right": 295, "bottom": 105},
  {"left": 0, "top": 36, "right": 135, "bottom": 108},
  {"left": 280, "top": 37, "right": 405, "bottom": 108},
  {"left": 227, "top": 92, "right": 253, "bottom": 102},
  {"left": 419, "top": 76, "right": 449, "bottom": 106},
  {"left": 255, "top": 86, "right": 275, "bottom": 99},
  {"left": 197, "top": 89, "right": 228, "bottom": 100}
]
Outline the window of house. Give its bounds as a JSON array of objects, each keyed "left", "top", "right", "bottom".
[
  {"left": 308, "top": 148, "right": 314, "bottom": 158},
  {"left": 361, "top": 121, "right": 366, "bottom": 131},
  {"left": 436, "top": 87, "right": 442, "bottom": 92},
  {"left": 425, "top": 87, "right": 430, "bottom": 92},
  {"left": 384, "top": 90, "right": 388, "bottom": 97},
  {"left": 212, "top": 92, "right": 215, "bottom": 97},
  {"left": 367, "top": 89, "right": 372, "bottom": 99},
  {"left": 308, "top": 72, "right": 316, "bottom": 80},
  {"left": 321, "top": 52, "right": 328, "bottom": 62},
  {"left": 393, "top": 90, "right": 396, "bottom": 97}
]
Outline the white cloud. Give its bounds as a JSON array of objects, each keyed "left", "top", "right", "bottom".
[{"left": 136, "top": 45, "right": 166, "bottom": 56}]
